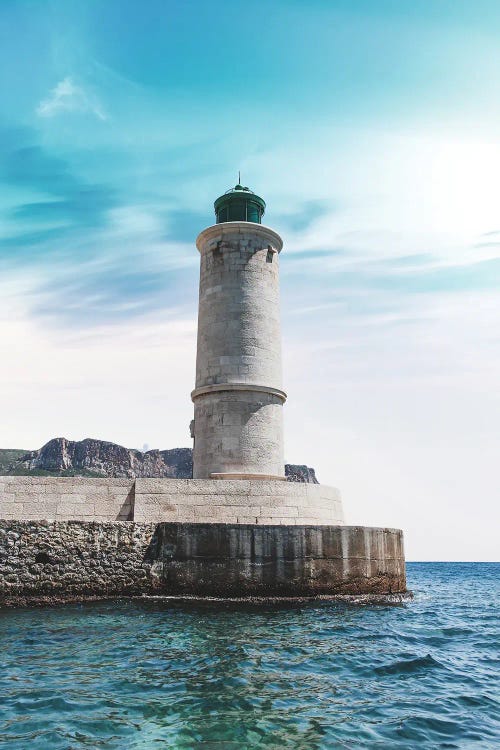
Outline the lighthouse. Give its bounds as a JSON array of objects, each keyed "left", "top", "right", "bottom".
[
  {"left": 191, "top": 183, "right": 286, "bottom": 480},
  {"left": 0, "top": 180, "right": 407, "bottom": 602}
]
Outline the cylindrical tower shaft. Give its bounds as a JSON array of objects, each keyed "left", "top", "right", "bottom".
[{"left": 191, "top": 219, "right": 286, "bottom": 479}]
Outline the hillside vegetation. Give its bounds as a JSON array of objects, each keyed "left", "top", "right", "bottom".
[{"left": 0, "top": 449, "right": 28, "bottom": 474}]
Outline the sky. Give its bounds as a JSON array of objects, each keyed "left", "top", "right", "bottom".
[{"left": 0, "top": 0, "right": 499, "bottom": 561}]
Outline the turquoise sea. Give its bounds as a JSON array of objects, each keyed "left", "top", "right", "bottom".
[{"left": 0, "top": 562, "right": 498, "bottom": 749}]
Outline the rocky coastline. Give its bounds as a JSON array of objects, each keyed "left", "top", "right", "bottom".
[{"left": 1, "top": 437, "right": 319, "bottom": 483}]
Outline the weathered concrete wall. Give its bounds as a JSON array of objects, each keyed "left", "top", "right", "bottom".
[
  {"left": 193, "top": 222, "right": 286, "bottom": 479},
  {"left": 0, "top": 521, "right": 406, "bottom": 604},
  {"left": 0, "top": 477, "right": 134, "bottom": 521},
  {"left": 0, "top": 477, "right": 344, "bottom": 525},
  {"left": 151, "top": 524, "right": 406, "bottom": 597}
]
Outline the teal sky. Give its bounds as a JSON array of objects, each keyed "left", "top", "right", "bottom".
[{"left": 1, "top": 0, "right": 499, "bottom": 559}]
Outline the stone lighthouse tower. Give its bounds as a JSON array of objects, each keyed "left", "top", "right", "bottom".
[{"left": 191, "top": 183, "right": 286, "bottom": 479}]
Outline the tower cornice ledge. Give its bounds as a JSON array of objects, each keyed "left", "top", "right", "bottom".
[
  {"left": 191, "top": 383, "right": 287, "bottom": 402},
  {"left": 196, "top": 222, "right": 283, "bottom": 253}
]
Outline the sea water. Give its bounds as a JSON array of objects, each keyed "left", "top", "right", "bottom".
[{"left": 0, "top": 562, "right": 498, "bottom": 749}]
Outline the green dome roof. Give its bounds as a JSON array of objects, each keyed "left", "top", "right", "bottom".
[{"left": 214, "top": 183, "right": 266, "bottom": 224}]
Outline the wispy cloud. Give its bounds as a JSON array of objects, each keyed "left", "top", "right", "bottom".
[
  {"left": 36, "top": 77, "right": 107, "bottom": 121},
  {"left": 0, "top": 127, "right": 117, "bottom": 262},
  {"left": 29, "top": 203, "right": 199, "bottom": 328},
  {"left": 275, "top": 200, "right": 333, "bottom": 234},
  {"left": 0, "top": 127, "right": 199, "bottom": 329}
]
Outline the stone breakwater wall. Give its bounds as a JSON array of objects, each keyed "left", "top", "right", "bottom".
[
  {"left": 0, "top": 521, "right": 155, "bottom": 603},
  {"left": 0, "top": 522, "right": 406, "bottom": 604},
  {"left": 0, "top": 477, "right": 344, "bottom": 525}
]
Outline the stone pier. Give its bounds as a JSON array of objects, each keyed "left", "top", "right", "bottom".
[{"left": 0, "top": 520, "right": 406, "bottom": 604}]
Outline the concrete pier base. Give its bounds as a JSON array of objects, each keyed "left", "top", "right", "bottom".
[
  {"left": 0, "top": 521, "right": 406, "bottom": 605},
  {"left": 149, "top": 523, "right": 406, "bottom": 597}
]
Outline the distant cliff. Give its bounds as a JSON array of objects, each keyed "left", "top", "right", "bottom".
[
  {"left": 1, "top": 438, "right": 319, "bottom": 484},
  {"left": 4, "top": 439, "right": 193, "bottom": 479}
]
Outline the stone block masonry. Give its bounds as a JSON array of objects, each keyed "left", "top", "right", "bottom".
[
  {"left": 191, "top": 390, "right": 284, "bottom": 480},
  {"left": 192, "top": 222, "right": 286, "bottom": 479},
  {"left": 0, "top": 477, "right": 344, "bottom": 525},
  {"left": 0, "top": 521, "right": 406, "bottom": 604},
  {"left": 134, "top": 478, "right": 344, "bottom": 525},
  {"left": 0, "top": 477, "right": 134, "bottom": 522}
]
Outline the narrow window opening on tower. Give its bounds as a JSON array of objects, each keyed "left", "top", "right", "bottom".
[{"left": 266, "top": 247, "right": 274, "bottom": 263}]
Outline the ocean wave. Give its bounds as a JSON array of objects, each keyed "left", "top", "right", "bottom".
[{"left": 374, "top": 653, "right": 444, "bottom": 675}]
